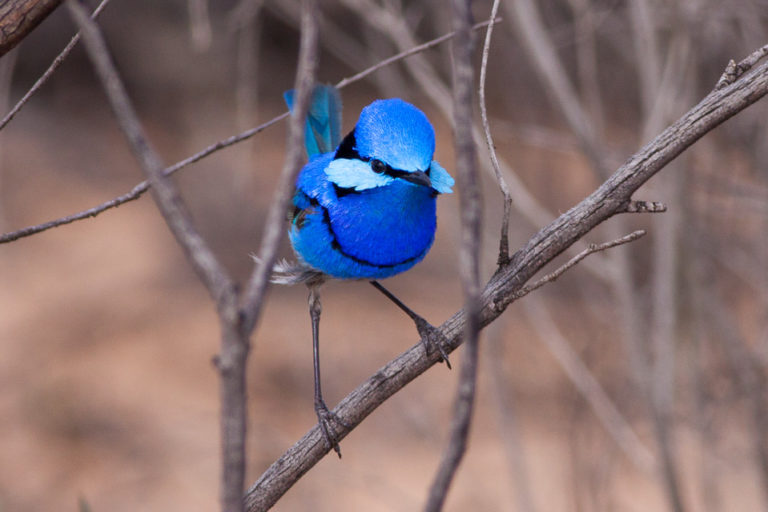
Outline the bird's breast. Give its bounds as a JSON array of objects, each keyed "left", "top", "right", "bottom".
[{"left": 327, "top": 181, "right": 437, "bottom": 268}]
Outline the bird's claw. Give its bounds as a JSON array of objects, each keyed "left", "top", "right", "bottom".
[
  {"left": 415, "top": 318, "right": 452, "bottom": 369},
  {"left": 314, "top": 399, "right": 350, "bottom": 457}
]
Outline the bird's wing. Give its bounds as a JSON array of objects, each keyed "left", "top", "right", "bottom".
[{"left": 289, "top": 153, "right": 337, "bottom": 227}]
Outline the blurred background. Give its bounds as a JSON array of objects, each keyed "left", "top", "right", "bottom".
[{"left": 1, "top": 0, "right": 767, "bottom": 510}]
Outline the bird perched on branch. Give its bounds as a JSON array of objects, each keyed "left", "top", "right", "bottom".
[{"left": 275, "top": 85, "right": 454, "bottom": 456}]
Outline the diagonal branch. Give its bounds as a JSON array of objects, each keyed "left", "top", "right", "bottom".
[
  {"left": 244, "top": 50, "right": 768, "bottom": 512},
  {"left": 0, "top": 0, "right": 62, "bottom": 57},
  {"left": 66, "top": 0, "right": 234, "bottom": 310},
  {"left": 0, "top": 0, "right": 112, "bottom": 132}
]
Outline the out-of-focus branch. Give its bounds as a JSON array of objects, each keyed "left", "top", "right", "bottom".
[
  {"left": 425, "top": 0, "right": 481, "bottom": 509},
  {"left": 0, "top": 0, "right": 112, "bottom": 132},
  {"left": 187, "top": 0, "right": 212, "bottom": 51},
  {"left": 523, "top": 297, "right": 655, "bottom": 472},
  {"left": 240, "top": 0, "right": 318, "bottom": 343},
  {"left": 486, "top": 320, "right": 537, "bottom": 512},
  {"left": 66, "top": 3, "right": 258, "bottom": 511},
  {"left": 245, "top": 49, "right": 768, "bottom": 512},
  {"left": 66, "top": 0, "right": 233, "bottom": 309},
  {"left": 0, "top": 0, "right": 62, "bottom": 57}
]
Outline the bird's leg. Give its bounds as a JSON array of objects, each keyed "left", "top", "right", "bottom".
[
  {"left": 369, "top": 281, "right": 451, "bottom": 369},
  {"left": 308, "top": 284, "right": 349, "bottom": 457}
]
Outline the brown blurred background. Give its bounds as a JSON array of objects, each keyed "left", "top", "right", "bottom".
[{"left": 1, "top": 0, "right": 768, "bottom": 510}]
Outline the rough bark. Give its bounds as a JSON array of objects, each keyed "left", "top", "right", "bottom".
[{"left": 0, "top": 0, "right": 63, "bottom": 57}]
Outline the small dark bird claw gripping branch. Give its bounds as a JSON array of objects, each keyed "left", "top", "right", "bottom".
[{"left": 244, "top": 48, "right": 768, "bottom": 512}]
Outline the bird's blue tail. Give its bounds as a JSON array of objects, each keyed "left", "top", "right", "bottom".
[{"left": 284, "top": 84, "right": 342, "bottom": 157}]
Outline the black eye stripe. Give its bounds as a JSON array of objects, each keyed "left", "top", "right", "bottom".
[
  {"left": 334, "top": 130, "right": 361, "bottom": 160},
  {"left": 334, "top": 128, "right": 428, "bottom": 178}
]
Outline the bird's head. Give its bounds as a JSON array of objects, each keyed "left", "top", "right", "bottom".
[{"left": 325, "top": 99, "right": 454, "bottom": 195}]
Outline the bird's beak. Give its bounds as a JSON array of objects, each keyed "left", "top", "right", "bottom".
[{"left": 399, "top": 170, "right": 432, "bottom": 188}]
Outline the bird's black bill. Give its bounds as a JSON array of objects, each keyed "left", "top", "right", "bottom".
[{"left": 395, "top": 169, "right": 432, "bottom": 188}]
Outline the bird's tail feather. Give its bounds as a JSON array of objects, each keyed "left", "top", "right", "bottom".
[{"left": 283, "top": 84, "right": 342, "bottom": 157}]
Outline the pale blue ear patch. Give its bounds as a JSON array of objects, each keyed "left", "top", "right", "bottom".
[
  {"left": 429, "top": 161, "right": 454, "bottom": 194},
  {"left": 325, "top": 158, "right": 393, "bottom": 191}
]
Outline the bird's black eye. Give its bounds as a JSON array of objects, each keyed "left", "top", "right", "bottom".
[{"left": 371, "top": 159, "right": 387, "bottom": 174}]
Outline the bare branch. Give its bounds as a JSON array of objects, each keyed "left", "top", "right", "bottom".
[
  {"left": 716, "top": 44, "right": 768, "bottom": 90},
  {"left": 244, "top": 51, "right": 768, "bottom": 512},
  {"left": 0, "top": 0, "right": 62, "bottom": 57},
  {"left": 425, "top": 0, "right": 482, "bottom": 509},
  {"left": 503, "top": 230, "right": 646, "bottom": 305},
  {"left": 66, "top": 0, "right": 234, "bottom": 309},
  {"left": 0, "top": 0, "right": 112, "bottom": 132},
  {"left": 477, "top": 0, "right": 512, "bottom": 267}
]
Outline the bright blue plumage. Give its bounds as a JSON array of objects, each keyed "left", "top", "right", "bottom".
[
  {"left": 279, "top": 87, "right": 454, "bottom": 456},
  {"left": 288, "top": 96, "right": 454, "bottom": 280},
  {"left": 284, "top": 85, "right": 342, "bottom": 157}
]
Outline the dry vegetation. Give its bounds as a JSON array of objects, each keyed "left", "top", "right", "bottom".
[{"left": 1, "top": 0, "right": 768, "bottom": 511}]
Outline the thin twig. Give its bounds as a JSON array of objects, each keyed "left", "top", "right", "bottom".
[
  {"left": 335, "top": 17, "right": 500, "bottom": 89},
  {"left": 0, "top": 0, "right": 113, "bottom": 132},
  {"left": 0, "top": 111, "right": 288, "bottom": 244},
  {"left": 499, "top": 230, "right": 646, "bottom": 306},
  {"left": 425, "top": 1, "right": 481, "bottom": 509},
  {"left": 0, "top": 17, "right": 497, "bottom": 245},
  {"left": 477, "top": 0, "right": 512, "bottom": 267}
]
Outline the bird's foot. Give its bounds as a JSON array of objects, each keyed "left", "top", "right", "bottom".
[
  {"left": 314, "top": 399, "right": 350, "bottom": 458},
  {"left": 414, "top": 317, "right": 452, "bottom": 369}
]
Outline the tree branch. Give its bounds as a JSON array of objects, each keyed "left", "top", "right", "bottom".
[
  {"left": 0, "top": 0, "right": 113, "bottom": 132},
  {"left": 244, "top": 50, "right": 768, "bottom": 512},
  {"left": 425, "top": 0, "right": 481, "bottom": 509},
  {"left": 477, "top": 0, "right": 512, "bottom": 267},
  {"left": 65, "top": 3, "right": 250, "bottom": 512},
  {"left": 66, "top": 0, "right": 234, "bottom": 310},
  {"left": 0, "top": 0, "right": 62, "bottom": 57}
]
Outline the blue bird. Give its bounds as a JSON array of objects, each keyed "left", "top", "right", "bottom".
[{"left": 277, "top": 85, "right": 454, "bottom": 456}]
